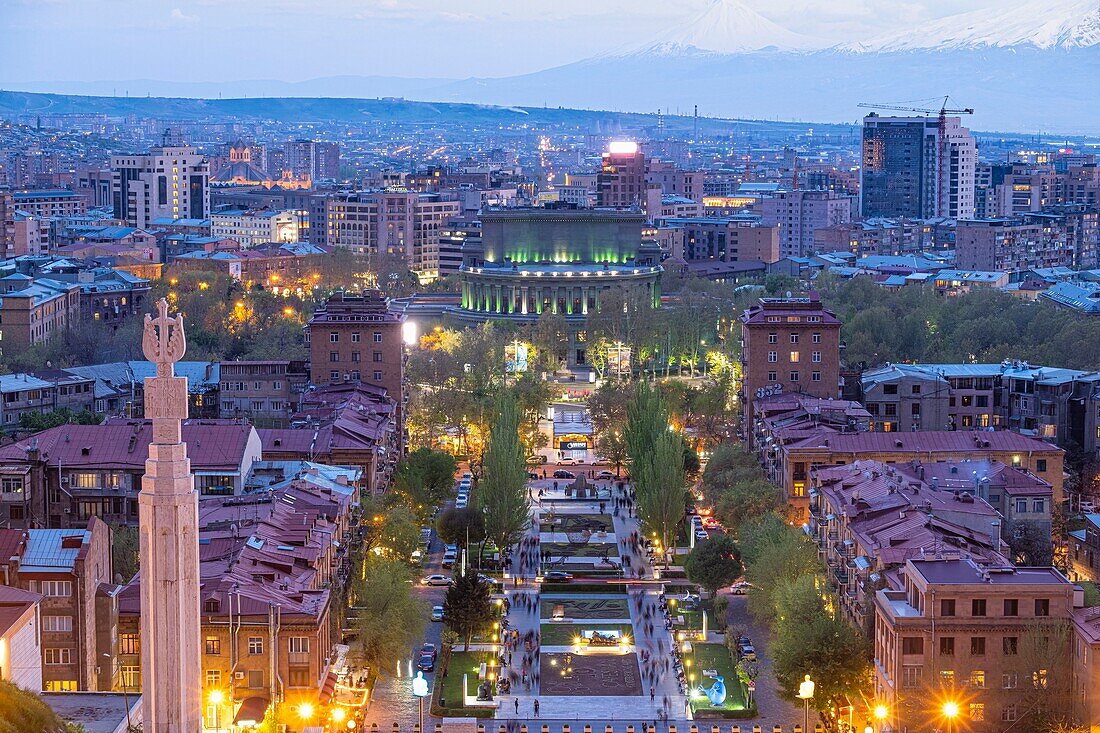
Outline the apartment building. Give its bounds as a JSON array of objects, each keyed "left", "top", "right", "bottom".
[
  {"left": 0, "top": 419, "right": 262, "bottom": 529},
  {"left": 0, "top": 518, "right": 113, "bottom": 691},
  {"left": 874, "top": 558, "right": 1074, "bottom": 732},
  {"left": 956, "top": 218, "right": 1075, "bottom": 272},
  {"left": 11, "top": 190, "right": 87, "bottom": 220},
  {"left": 218, "top": 360, "right": 308, "bottom": 426},
  {"left": 210, "top": 208, "right": 303, "bottom": 249},
  {"left": 759, "top": 190, "right": 854, "bottom": 258},
  {"left": 739, "top": 295, "right": 842, "bottom": 450},
  {"left": 860, "top": 364, "right": 952, "bottom": 432},
  {"left": 0, "top": 276, "right": 81, "bottom": 353},
  {"left": 666, "top": 217, "right": 780, "bottom": 263},
  {"left": 110, "top": 136, "right": 209, "bottom": 228},
  {"left": 326, "top": 191, "right": 460, "bottom": 277}
]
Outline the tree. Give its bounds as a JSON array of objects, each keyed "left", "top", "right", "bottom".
[
  {"left": 478, "top": 393, "right": 530, "bottom": 558},
  {"left": 712, "top": 479, "right": 783, "bottom": 536},
  {"left": 351, "top": 557, "right": 425, "bottom": 675},
  {"left": 595, "top": 431, "right": 628, "bottom": 478},
  {"left": 19, "top": 408, "right": 101, "bottom": 433},
  {"left": 111, "top": 524, "right": 140, "bottom": 584},
  {"left": 1009, "top": 520, "right": 1054, "bottom": 566},
  {"left": 0, "top": 679, "right": 67, "bottom": 733},
  {"left": 740, "top": 513, "right": 820, "bottom": 621},
  {"left": 443, "top": 570, "right": 494, "bottom": 651},
  {"left": 393, "top": 448, "right": 458, "bottom": 517},
  {"left": 436, "top": 507, "right": 487, "bottom": 549},
  {"left": 377, "top": 503, "right": 421, "bottom": 560},
  {"left": 626, "top": 382, "right": 686, "bottom": 561},
  {"left": 685, "top": 535, "right": 743, "bottom": 594},
  {"left": 771, "top": 607, "right": 869, "bottom": 711}
]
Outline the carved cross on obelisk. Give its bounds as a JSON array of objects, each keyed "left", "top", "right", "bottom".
[{"left": 138, "top": 298, "right": 202, "bottom": 732}]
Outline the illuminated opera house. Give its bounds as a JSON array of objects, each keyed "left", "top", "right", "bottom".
[{"left": 451, "top": 204, "right": 662, "bottom": 367}]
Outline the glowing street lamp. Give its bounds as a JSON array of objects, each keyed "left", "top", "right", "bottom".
[
  {"left": 208, "top": 689, "right": 225, "bottom": 732},
  {"left": 298, "top": 702, "right": 315, "bottom": 721},
  {"left": 796, "top": 675, "right": 815, "bottom": 733},
  {"left": 941, "top": 700, "right": 960, "bottom": 733}
]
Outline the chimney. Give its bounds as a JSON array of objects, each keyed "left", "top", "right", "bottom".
[{"left": 990, "top": 519, "right": 1001, "bottom": 548}]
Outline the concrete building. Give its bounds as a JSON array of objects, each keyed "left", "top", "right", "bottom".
[
  {"left": 326, "top": 191, "right": 460, "bottom": 277},
  {"left": 218, "top": 360, "right": 308, "bottom": 426},
  {"left": 0, "top": 372, "right": 94, "bottom": 435},
  {"left": 0, "top": 518, "right": 113, "bottom": 691},
  {"left": 666, "top": 217, "right": 780, "bottom": 264},
  {"left": 306, "top": 290, "right": 406, "bottom": 434},
  {"left": 110, "top": 134, "right": 209, "bottom": 228},
  {"left": 760, "top": 190, "right": 853, "bottom": 258},
  {"left": 860, "top": 364, "right": 952, "bottom": 432},
  {"left": 0, "top": 419, "right": 262, "bottom": 529},
  {"left": 596, "top": 142, "right": 649, "bottom": 210},
  {"left": 956, "top": 218, "right": 1075, "bottom": 272},
  {"left": 450, "top": 207, "right": 662, "bottom": 370},
  {"left": 210, "top": 208, "right": 303, "bottom": 249},
  {"left": 874, "top": 558, "right": 1074, "bottom": 732},
  {"left": 739, "top": 294, "right": 842, "bottom": 449},
  {"left": 11, "top": 190, "right": 87, "bottom": 220},
  {"left": 861, "top": 115, "right": 976, "bottom": 220},
  {"left": 0, "top": 276, "right": 81, "bottom": 354}
]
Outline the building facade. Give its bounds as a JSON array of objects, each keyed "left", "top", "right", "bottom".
[
  {"left": 760, "top": 190, "right": 853, "bottom": 258},
  {"left": 110, "top": 135, "right": 209, "bottom": 228}
]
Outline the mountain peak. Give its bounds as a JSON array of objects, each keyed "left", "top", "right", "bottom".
[
  {"left": 625, "top": 0, "right": 815, "bottom": 56},
  {"left": 845, "top": 0, "right": 1100, "bottom": 52}
]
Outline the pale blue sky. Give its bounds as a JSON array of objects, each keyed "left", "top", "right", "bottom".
[{"left": 0, "top": 0, "right": 1003, "bottom": 83}]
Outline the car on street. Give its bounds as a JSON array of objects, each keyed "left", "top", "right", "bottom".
[
  {"left": 730, "top": 581, "right": 756, "bottom": 594},
  {"left": 528, "top": 471, "right": 541, "bottom": 480},
  {"left": 702, "top": 516, "right": 721, "bottom": 529},
  {"left": 461, "top": 472, "right": 472, "bottom": 480},
  {"left": 478, "top": 573, "right": 501, "bottom": 587},
  {"left": 558, "top": 458, "right": 578, "bottom": 466},
  {"left": 455, "top": 498, "right": 468, "bottom": 509},
  {"left": 595, "top": 470, "right": 616, "bottom": 480},
  {"left": 431, "top": 605, "right": 444, "bottom": 621},
  {"left": 417, "top": 653, "right": 435, "bottom": 672},
  {"left": 544, "top": 570, "right": 574, "bottom": 581},
  {"left": 422, "top": 574, "right": 452, "bottom": 586},
  {"left": 441, "top": 551, "right": 457, "bottom": 567},
  {"left": 420, "top": 643, "right": 438, "bottom": 661},
  {"left": 738, "top": 643, "right": 757, "bottom": 662},
  {"left": 694, "top": 528, "right": 709, "bottom": 541},
  {"left": 553, "top": 469, "right": 576, "bottom": 479}
]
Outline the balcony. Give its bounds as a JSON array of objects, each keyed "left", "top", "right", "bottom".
[{"left": 833, "top": 566, "right": 849, "bottom": 585}]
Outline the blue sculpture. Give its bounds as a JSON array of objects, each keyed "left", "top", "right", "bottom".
[{"left": 704, "top": 675, "right": 727, "bottom": 706}]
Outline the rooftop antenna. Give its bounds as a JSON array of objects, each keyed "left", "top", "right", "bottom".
[{"left": 693, "top": 105, "right": 698, "bottom": 142}]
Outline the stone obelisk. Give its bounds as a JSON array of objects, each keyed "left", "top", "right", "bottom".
[{"left": 138, "top": 298, "right": 202, "bottom": 733}]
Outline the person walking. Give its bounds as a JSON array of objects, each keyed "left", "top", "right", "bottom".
[
  {"left": 514, "top": 698, "right": 519, "bottom": 714},
  {"left": 533, "top": 699, "right": 540, "bottom": 717}
]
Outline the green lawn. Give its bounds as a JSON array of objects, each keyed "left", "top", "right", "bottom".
[
  {"left": 432, "top": 650, "right": 497, "bottom": 718},
  {"left": 542, "top": 542, "right": 620, "bottom": 558},
  {"left": 539, "top": 622, "right": 634, "bottom": 646},
  {"left": 687, "top": 643, "right": 753, "bottom": 718},
  {"left": 540, "top": 597, "right": 629, "bottom": 619}
]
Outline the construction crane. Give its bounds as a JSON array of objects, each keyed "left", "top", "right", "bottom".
[{"left": 858, "top": 97, "right": 974, "bottom": 217}]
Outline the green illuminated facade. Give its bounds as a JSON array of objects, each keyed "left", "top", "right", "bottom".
[{"left": 452, "top": 206, "right": 663, "bottom": 367}]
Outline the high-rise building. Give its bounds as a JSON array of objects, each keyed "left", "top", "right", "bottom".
[
  {"left": 0, "top": 188, "right": 15, "bottom": 259},
  {"left": 284, "top": 140, "right": 341, "bottom": 182},
  {"left": 326, "top": 191, "right": 460, "bottom": 278},
  {"left": 861, "top": 115, "right": 976, "bottom": 220},
  {"left": 596, "top": 142, "right": 648, "bottom": 210},
  {"left": 760, "top": 190, "right": 853, "bottom": 258},
  {"left": 739, "top": 294, "right": 842, "bottom": 447},
  {"left": 110, "top": 132, "right": 209, "bottom": 228}
]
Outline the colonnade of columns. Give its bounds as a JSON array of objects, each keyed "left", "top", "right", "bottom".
[{"left": 461, "top": 279, "right": 657, "bottom": 316}]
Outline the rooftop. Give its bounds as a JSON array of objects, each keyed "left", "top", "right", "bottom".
[{"left": 909, "top": 557, "right": 1070, "bottom": 586}]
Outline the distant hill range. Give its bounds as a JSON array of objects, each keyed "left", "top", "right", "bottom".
[{"left": 5, "top": 0, "right": 1099, "bottom": 134}]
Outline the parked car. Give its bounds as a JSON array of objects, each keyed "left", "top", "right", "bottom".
[
  {"left": 528, "top": 471, "right": 541, "bottom": 480},
  {"left": 441, "top": 551, "right": 457, "bottom": 567},
  {"left": 478, "top": 573, "right": 501, "bottom": 587},
  {"left": 558, "top": 458, "right": 578, "bottom": 466},
  {"left": 431, "top": 605, "right": 444, "bottom": 622},
  {"left": 462, "top": 472, "right": 473, "bottom": 480},
  {"left": 417, "top": 653, "right": 435, "bottom": 672},
  {"left": 596, "top": 470, "right": 616, "bottom": 480},
  {"left": 730, "top": 581, "right": 755, "bottom": 595},
  {"left": 553, "top": 469, "right": 576, "bottom": 479},
  {"left": 421, "top": 574, "right": 452, "bottom": 587},
  {"left": 738, "top": 644, "right": 757, "bottom": 662},
  {"left": 455, "top": 500, "right": 468, "bottom": 510},
  {"left": 544, "top": 570, "right": 574, "bottom": 581},
  {"left": 702, "top": 516, "right": 721, "bottom": 529},
  {"left": 420, "top": 643, "right": 438, "bottom": 661},
  {"left": 694, "top": 528, "right": 709, "bottom": 541}
]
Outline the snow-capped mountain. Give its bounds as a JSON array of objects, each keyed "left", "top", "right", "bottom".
[
  {"left": 619, "top": 0, "right": 817, "bottom": 56},
  {"left": 844, "top": 0, "right": 1100, "bottom": 52}
]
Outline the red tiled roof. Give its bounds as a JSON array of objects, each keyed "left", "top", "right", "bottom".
[
  {"left": 0, "top": 420, "right": 256, "bottom": 471},
  {"left": 788, "top": 430, "right": 1062, "bottom": 454}
]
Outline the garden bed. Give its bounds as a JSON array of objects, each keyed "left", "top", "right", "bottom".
[
  {"left": 686, "top": 643, "right": 754, "bottom": 719},
  {"left": 539, "top": 622, "right": 634, "bottom": 646},
  {"left": 431, "top": 650, "right": 497, "bottom": 719}
]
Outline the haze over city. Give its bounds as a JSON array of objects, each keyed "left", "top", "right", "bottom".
[{"left": 0, "top": 2, "right": 1099, "bottom": 733}]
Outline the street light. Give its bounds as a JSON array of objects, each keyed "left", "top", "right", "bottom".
[
  {"left": 796, "top": 675, "right": 815, "bottom": 733},
  {"left": 942, "top": 700, "right": 959, "bottom": 733},
  {"left": 412, "top": 670, "right": 430, "bottom": 733},
  {"left": 873, "top": 703, "right": 889, "bottom": 733},
  {"left": 298, "top": 702, "right": 315, "bottom": 721},
  {"left": 209, "top": 689, "right": 224, "bottom": 733}
]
